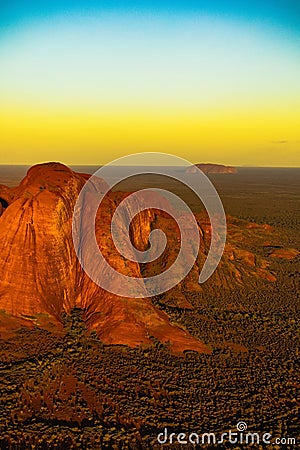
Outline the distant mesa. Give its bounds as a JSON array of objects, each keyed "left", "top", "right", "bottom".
[
  {"left": 269, "top": 248, "right": 300, "bottom": 260},
  {"left": 0, "top": 162, "right": 296, "bottom": 352},
  {"left": 186, "top": 163, "right": 237, "bottom": 174}
]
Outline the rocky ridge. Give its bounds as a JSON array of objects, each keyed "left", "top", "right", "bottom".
[{"left": 0, "top": 163, "right": 297, "bottom": 352}]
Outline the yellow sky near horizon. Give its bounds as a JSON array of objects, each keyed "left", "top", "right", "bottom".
[{"left": 1, "top": 103, "right": 299, "bottom": 166}]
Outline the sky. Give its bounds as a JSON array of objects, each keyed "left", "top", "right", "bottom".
[{"left": 0, "top": 1, "right": 299, "bottom": 166}]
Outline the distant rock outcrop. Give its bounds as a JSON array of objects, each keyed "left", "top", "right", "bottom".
[
  {"left": 269, "top": 248, "right": 300, "bottom": 260},
  {"left": 186, "top": 163, "right": 237, "bottom": 174},
  {"left": 0, "top": 163, "right": 296, "bottom": 352}
]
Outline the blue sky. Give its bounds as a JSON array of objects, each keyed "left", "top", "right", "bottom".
[{"left": 1, "top": 1, "right": 300, "bottom": 33}]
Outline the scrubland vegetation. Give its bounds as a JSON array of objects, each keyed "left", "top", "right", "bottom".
[{"left": 0, "top": 260, "right": 298, "bottom": 449}]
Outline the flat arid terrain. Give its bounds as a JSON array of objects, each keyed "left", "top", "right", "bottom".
[{"left": 0, "top": 165, "right": 299, "bottom": 449}]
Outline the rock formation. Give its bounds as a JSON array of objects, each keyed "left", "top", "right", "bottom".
[
  {"left": 186, "top": 163, "right": 237, "bottom": 174},
  {"left": 0, "top": 163, "right": 297, "bottom": 352},
  {"left": 0, "top": 163, "right": 208, "bottom": 352},
  {"left": 268, "top": 247, "right": 300, "bottom": 260}
]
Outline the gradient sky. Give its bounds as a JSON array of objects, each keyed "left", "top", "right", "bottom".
[{"left": 0, "top": 1, "right": 300, "bottom": 165}]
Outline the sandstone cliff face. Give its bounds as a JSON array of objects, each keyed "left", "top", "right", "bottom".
[
  {"left": 0, "top": 163, "right": 296, "bottom": 352},
  {"left": 0, "top": 163, "right": 209, "bottom": 352},
  {"left": 186, "top": 163, "right": 237, "bottom": 174},
  {"left": 0, "top": 163, "right": 86, "bottom": 319}
]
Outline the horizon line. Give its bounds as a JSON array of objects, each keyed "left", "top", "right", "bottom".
[{"left": 0, "top": 163, "right": 300, "bottom": 169}]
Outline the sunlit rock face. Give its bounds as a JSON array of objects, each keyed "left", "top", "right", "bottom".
[
  {"left": 0, "top": 163, "right": 209, "bottom": 352},
  {"left": 0, "top": 163, "right": 296, "bottom": 352},
  {"left": 0, "top": 163, "right": 86, "bottom": 319}
]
